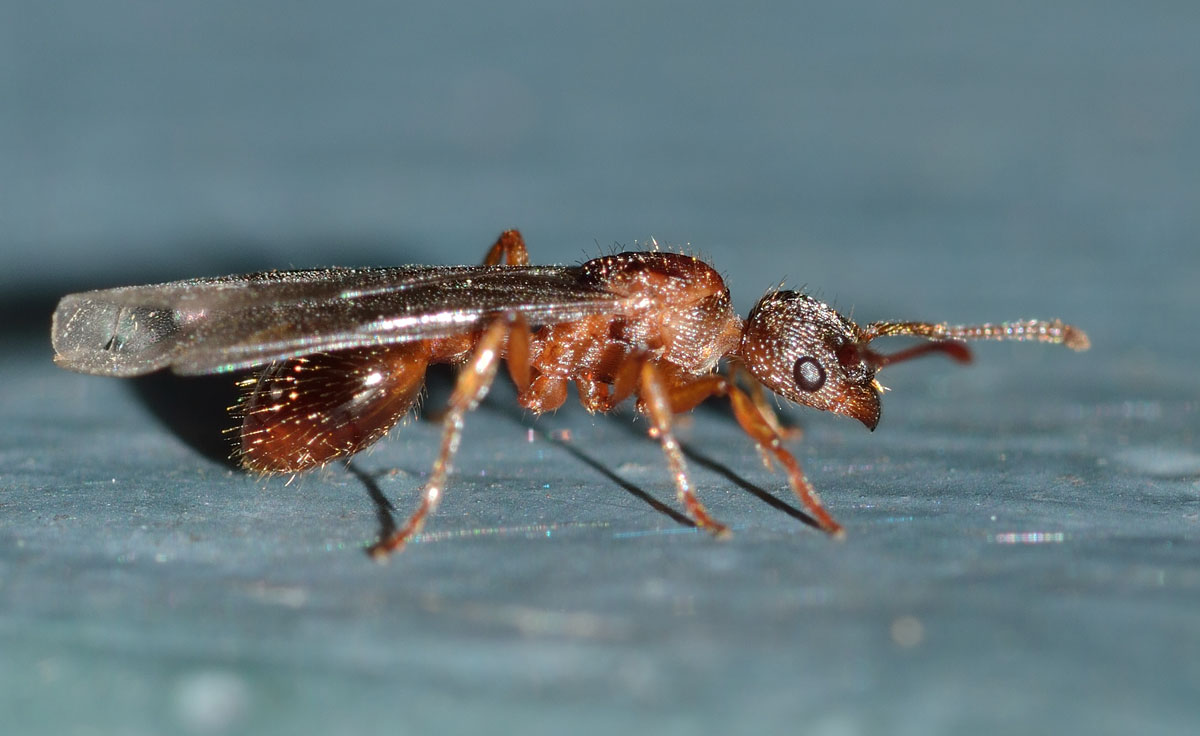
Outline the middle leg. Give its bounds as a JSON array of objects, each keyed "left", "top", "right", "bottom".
[
  {"left": 368, "top": 316, "right": 528, "bottom": 558},
  {"left": 636, "top": 359, "right": 731, "bottom": 537}
]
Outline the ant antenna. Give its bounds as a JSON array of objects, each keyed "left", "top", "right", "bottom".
[{"left": 844, "top": 319, "right": 1090, "bottom": 372}]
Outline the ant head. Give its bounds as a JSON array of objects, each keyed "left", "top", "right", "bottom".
[
  {"left": 739, "top": 291, "right": 977, "bottom": 430},
  {"left": 740, "top": 291, "right": 883, "bottom": 430}
]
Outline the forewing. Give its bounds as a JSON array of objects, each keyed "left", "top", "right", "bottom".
[{"left": 52, "top": 265, "right": 626, "bottom": 376}]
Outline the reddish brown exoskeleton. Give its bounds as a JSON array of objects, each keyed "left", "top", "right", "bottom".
[{"left": 52, "top": 230, "right": 1090, "bottom": 557}]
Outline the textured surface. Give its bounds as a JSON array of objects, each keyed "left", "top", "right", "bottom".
[{"left": 3, "top": 2, "right": 1198, "bottom": 734}]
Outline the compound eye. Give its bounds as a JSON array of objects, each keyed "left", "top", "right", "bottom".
[{"left": 792, "top": 356, "right": 826, "bottom": 392}]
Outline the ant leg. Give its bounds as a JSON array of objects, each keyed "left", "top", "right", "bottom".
[
  {"left": 647, "top": 370, "right": 844, "bottom": 537},
  {"left": 745, "top": 373, "right": 802, "bottom": 441},
  {"left": 482, "top": 229, "right": 531, "bottom": 266},
  {"left": 726, "top": 365, "right": 801, "bottom": 472},
  {"left": 576, "top": 377, "right": 610, "bottom": 413},
  {"left": 725, "top": 385, "right": 844, "bottom": 537},
  {"left": 637, "top": 360, "right": 731, "bottom": 537},
  {"left": 504, "top": 314, "right": 532, "bottom": 393},
  {"left": 519, "top": 374, "right": 569, "bottom": 412},
  {"left": 368, "top": 318, "right": 510, "bottom": 559},
  {"left": 722, "top": 360, "right": 801, "bottom": 441},
  {"left": 576, "top": 357, "right": 642, "bottom": 413}
]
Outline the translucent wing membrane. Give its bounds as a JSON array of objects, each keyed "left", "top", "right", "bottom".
[{"left": 52, "top": 265, "right": 625, "bottom": 376}]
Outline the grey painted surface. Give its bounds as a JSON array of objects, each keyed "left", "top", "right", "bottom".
[{"left": 3, "top": 2, "right": 1197, "bottom": 734}]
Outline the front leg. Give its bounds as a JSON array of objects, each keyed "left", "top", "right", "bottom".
[
  {"left": 730, "top": 361, "right": 803, "bottom": 441},
  {"left": 638, "top": 364, "right": 844, "bottom": 537}
]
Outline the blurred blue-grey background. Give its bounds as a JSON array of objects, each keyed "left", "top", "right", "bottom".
[{"left": 2, "top": 2, "right": 1197, "bottom": 734}]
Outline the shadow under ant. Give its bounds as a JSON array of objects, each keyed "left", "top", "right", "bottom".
[
  {"left": 464, "top": 371, "right": 823, "bottom": 536},
  {"left": 344, "top": 463, "right": 399, "bottom": 545},
  {"left": 131, "top": 371, "right": 244, "bottom": 468},
  {"left": 606, "top": 398, "right": 825, "bottom": 532},
  {"left": 346, "top": 365, "right": 695, "bottom": 552}
]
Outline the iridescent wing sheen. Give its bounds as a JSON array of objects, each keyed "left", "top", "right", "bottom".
[{"left": 52, "top": 265, "right": 626, "bottom": 376}]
